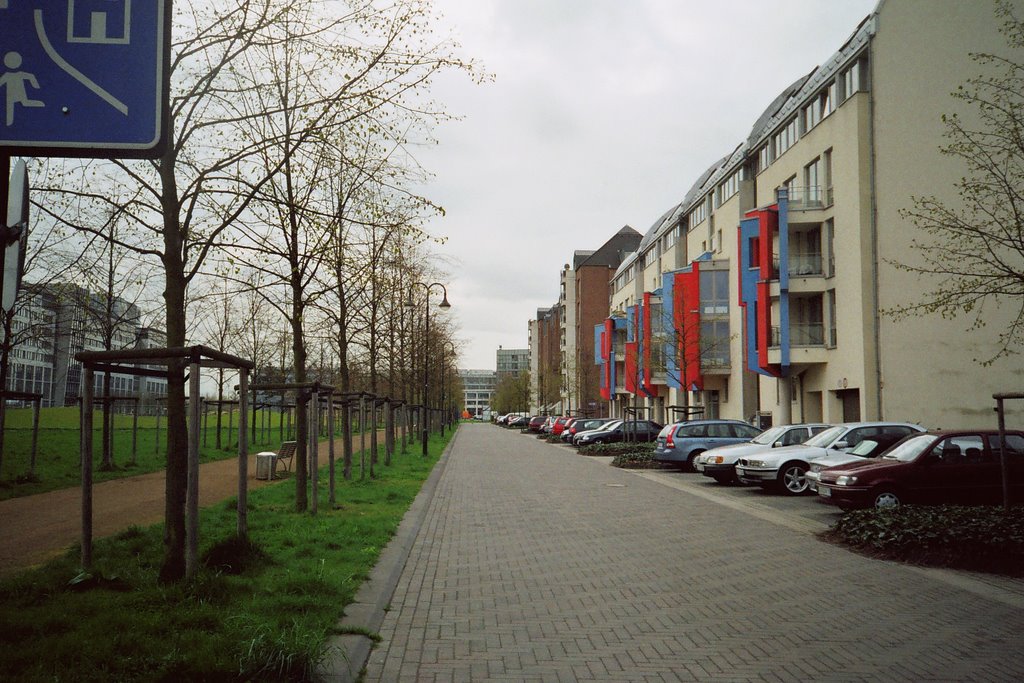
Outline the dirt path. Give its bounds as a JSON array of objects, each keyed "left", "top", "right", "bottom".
[{"left": 0, "top": 431, "right": 391, "bottom": 577}]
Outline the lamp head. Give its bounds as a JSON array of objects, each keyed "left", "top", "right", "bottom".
[{"left": 439, "top": 294, "right": 451, "bottom": 310}]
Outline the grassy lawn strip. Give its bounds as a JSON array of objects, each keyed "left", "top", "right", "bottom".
[
  {"left": 0, "top": 406, "right": 375, "bottom": 501},
  {"left": 823, "top": 504, "right": 1024, "bottom": 577},
  {"left": 0, "top": 430, "right": 451, "bottom": 682}
]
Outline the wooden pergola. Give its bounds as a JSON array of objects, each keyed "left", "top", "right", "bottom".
[{"left": 76, "top": 345, "right": 254, "bottom": 579}]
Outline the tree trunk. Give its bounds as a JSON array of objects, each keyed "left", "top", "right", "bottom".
[{"left": 158, "top": 156, "right": 189, "bottom": 584}]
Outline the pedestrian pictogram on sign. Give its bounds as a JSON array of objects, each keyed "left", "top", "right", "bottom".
[{"left": 0, "top": 0, "right": 169, "bottom": 158}]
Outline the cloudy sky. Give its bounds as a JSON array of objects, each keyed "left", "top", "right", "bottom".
[{"left": 417, "top": 0, "right": 879, "bottom": 370}]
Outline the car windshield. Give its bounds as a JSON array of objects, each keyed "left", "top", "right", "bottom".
[
  {"left": 848, "top": 439, "right": 879, "bottom": 457},
  {"left": 803, "top": 425, "right": 846, "bottom": 448},
  {"left": 882, "top": 434, "right": 935, "bottom": 462},
  {"left": 750, "top": 425, "right": 789, "bottom": 445},
  {"left": 601, "top": 420, "right": 622, "bottom": 431}
]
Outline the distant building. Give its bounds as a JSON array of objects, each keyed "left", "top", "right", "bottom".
[
  {"left": 459, "top": 369, "right": 497, "bottom": 417},
  {"left": 495, "top": 346, "right": 529, "bottom": 380},
  {"left": 4, "top": 283, "right": 167, "bottom": 412}
]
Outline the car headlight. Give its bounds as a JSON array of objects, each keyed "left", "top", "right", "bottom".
[
  {"left": 810, "top": 463, "right": 822, "bottom": 473},
  {"left": 711, "top": 456, "right": 724, "bottom": 464},
  {"left": 836, "top": 475, "right": 858, "bottom": 486},
  {"left": 746, "top": 460, "right": 769, "bottom": 467}
]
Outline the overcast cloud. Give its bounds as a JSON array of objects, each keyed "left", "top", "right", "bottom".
[{"left": 417, "top": 0, "right": 879, "bottom": 369}]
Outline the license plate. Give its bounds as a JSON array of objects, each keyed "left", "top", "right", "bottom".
[{"left": 818, "top": 486, "right": 831, "bottom": 498}]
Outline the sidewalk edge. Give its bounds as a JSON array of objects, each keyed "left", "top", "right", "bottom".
[{"left": 315, "top": 428, "right": 458, "bottom": 682}]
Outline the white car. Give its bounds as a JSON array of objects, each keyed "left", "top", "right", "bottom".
[
  {"left": 735, "top": 422, "right": 924, "bottom": 495},
  {"left": 696, "top": 423, "right": 831, "bottom": 484}
]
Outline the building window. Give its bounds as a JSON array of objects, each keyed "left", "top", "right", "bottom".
[
  {"left": 804, "top": 157, "right": 822, "bottom": 206},
  {"left": 823, "top": 148, "right": 833, "bottom": 205},
  {"left": 773, "top": 116, "right": 799, "bottom": 159},
  {"left": 717, "top": 169, "right": 740, "bottom": 205},
  {"left": 827, "top": 289, "right": 837, "bottom": 348},
  {"left": 689, "top": 199, "right": 708, "bottom": 228},
  {"left": 758, "top": 144, "right": 771, "bottom": 172}
]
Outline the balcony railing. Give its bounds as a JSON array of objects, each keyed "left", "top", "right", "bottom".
[
  {"left": 769, "top": 323, "right": 826, "bottom": 348},
  {"left": 788, "top": 252, "right": 823, "bottom": 276},
  {"left": 786, "top": 185, "right": 828, "bottom": 210}
]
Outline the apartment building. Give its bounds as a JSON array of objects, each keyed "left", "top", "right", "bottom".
[{"left": 596, "top": 0, "right": 1022, "bottom": 429}]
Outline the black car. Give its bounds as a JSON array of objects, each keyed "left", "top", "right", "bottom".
[
  {"left": 506, "top": 415, "right": 530, "bottom": 429},
  {"left": 574, "top": 419, "right": 663, "bottom": 446}
]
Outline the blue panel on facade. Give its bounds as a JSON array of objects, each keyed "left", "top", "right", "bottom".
[{"left": 738, "top": 216, "right": 766, "bottom": 376}]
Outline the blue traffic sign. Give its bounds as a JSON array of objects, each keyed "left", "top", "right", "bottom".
[{"left": 0, "top": 0, "right": 169, "bottom": 157}]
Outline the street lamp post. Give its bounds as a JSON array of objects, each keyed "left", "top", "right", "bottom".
[
  {"left": 406, "top": 282, "right": 450, "bottom": 456},
  {"left": 441, "top": 340, "right": 456, "bottom": 435}
]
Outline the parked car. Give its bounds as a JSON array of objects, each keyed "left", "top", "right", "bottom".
[
  {"left": 551, "top": 416, "right": 572, "bottom": 436},
  {"left": 817, "top": 430, "right": 1024, "bottom": 510},
  {"left": 562, "top": 418, "right": 613, "bottom": 443},
  {"left": 653, "top": 419, "right": 763, "bottom": 471},
  {"left": 574, "top": 419, "right": 663, "bottom": 446},
  {"left": 735, "top": 422, "right": 925, "bottom": 495},
  {"left": 506, "top": 415, "right": 530, "bottom": 429},
  {"left": 528, "top": 415, "right": 548, "bottom": 433},
  {"left": 696, "top": 423, "right": 831, "bottom": 483},
  {"left": 804, "top": 427, "right": 919, "bottom": 492}
]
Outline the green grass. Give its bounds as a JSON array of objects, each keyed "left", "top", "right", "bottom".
[
  {"left": 0, "top": 406, "right": 366, "bottom": 501},
  {"left": 0, "top": 428, "right": 452, "bottom": 681}
]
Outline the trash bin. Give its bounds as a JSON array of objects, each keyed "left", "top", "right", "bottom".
[{"left": 255, "top": 452, "right": 277, "bottom": 480}]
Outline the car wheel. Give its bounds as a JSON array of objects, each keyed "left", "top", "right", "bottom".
[
  {"left": 873, "top": 489, "right": 901, "bottom": 509},
  {"left": 593, "top": 438, "right": 604, "bottom": 445},
  {"left": 685, "top": 450, "right": 704, "bottom": 472},
  {"left": 778, "top": 462, "right": 810, "bottom": 495}
]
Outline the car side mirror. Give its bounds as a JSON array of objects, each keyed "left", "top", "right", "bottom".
[
  {"left": 832, "top": 440, "right": 849, "bottom": 450},
  {"left": 772, "top": 440, "right": 784, "bottom": 448}
]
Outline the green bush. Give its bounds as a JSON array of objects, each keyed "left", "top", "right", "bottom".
[
  {"left": 610, "top": 449, "right": 665, "bottom": 469},
  {"left": 824, "top": 505, "right": 1024, "bottom": 576},
  {"left": 578, "top": 442, "right": 655, "bottom": 457}
]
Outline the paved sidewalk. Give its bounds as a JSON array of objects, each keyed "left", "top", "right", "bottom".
[{"left": 364, "top": 423, "right": 1024, "bottom": 682}]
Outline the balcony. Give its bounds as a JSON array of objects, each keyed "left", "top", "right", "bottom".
[
  {"left": 770, "top": 322, "right": 825, "bottom": 348},
  {"left": 788, "top": 252, "right": 823, "bottom": 277},
  {"left": 786, "top": 185, "right": 832, "bottom": 211}
]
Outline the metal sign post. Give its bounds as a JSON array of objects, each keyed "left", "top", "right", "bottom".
[{"left": 1, "top": 156, "right": 28, "bottom": 347}]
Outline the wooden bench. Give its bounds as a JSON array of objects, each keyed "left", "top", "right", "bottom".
[{"left": 255, "top": 441, "right": 297, "bottom": 479}]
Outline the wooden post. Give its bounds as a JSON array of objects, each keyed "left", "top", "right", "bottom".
[
  {"left": 359, "top": 394, "right": 366, "bottom": 480},
  {"left": 131, "top": 398, "right": 138, "bottom": 465},
  {"left": 370, "top": 400, "right": 378, "bottom": 478},
  {"left": 343, "top": 402, "right": 353, "bottom": 481},
  {"left": 385, "top": 400, "right": 394, "bottom": 467},
  {"left": 309, "top": 389, "right": 319, "bottom": 516},
  {"left": 29, "top": 397, "right": 40, "bottom": 476},
  {"left": 81, "top": 367, "right": 94, "bottom": 570},
  {"left": 997, "top": 396, "right": 1010, "bottom": 513},
  {"left": 327, "top": 395, "right": 336, "bottom": 506},
  {"left": 185, "top": 359, "right": 201, "bottom": 580},
  {"left": 238, "top": 368, "right": 249, "bottom": 537}
]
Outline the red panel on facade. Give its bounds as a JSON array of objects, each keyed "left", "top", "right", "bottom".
[
  {"left": 625, "top": 341, "right": 638, "bottom": 394},
  {"left": 600, "top": 319, "right": 613, "bottom": 400},
  {"left": 757, "top": 208, "right": 779, "bottom": 280},
  {"left": 674, "top": 263, "right": 703, "bottom": 391}
]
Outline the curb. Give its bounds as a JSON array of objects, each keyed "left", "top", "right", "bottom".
[{"left": 315, "top": 428, "right": 458, "bottom": 682}]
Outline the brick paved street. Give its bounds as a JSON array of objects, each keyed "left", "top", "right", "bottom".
[{"left": 364, "top": 423, "right": 1024, "bottom": 682}]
